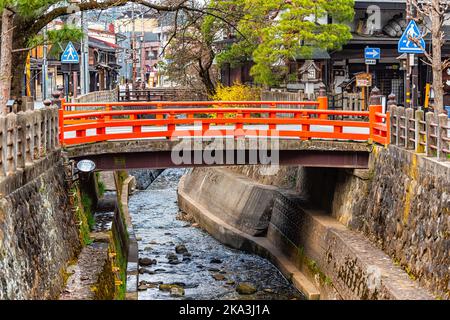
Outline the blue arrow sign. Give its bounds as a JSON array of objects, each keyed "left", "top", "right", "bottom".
[
  {"left": 61, "top": 42, "right": 79, "bottom": 64},
  {"left": 365, "top": 47, "right": 380, "bottom": 59},
  {"left": 398, "top": 20, "right": 425, "bottom": 54}
]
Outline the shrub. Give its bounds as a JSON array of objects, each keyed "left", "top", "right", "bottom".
[
  {"left": 211, "top": 83, "right": 261, "bottom": 103},
  {"left": 210, "top": 83, "right": 261, "bottom": 119}
]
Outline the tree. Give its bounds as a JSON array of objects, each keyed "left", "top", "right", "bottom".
[
  {"left": 0, "top": 0, "right": 209, "bottom": 100},
  {"left": 411, "top": 0, "right": 449, "bottom": 114},
  {"left": 0, "top": 8, "right": 13, "bottom": 113},
  {"left": 216, "top": 0, "right": 355, "bottom": 87},
  {"left": 161, "top": 2, "right": 244, "bottom": 96}
]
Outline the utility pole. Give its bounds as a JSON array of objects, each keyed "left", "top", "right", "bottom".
[
  {"left": 132, "top": 3, "right": 137, "bottom": 89},
  {"left": 42, "top": 26, "right": 48, "bottom": 100},
  {"left": 405, "top": 0, "right": 419, "bottom": 108},
  {"left": 141, "top": 8, "right": 145, "bottom": 83},
  {"left": 80, "top": 11, "right": 90, "bottom": 95}
]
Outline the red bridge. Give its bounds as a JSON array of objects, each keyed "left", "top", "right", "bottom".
[{"left": 61, "top": 98, "right": 390, "bottom": 170}]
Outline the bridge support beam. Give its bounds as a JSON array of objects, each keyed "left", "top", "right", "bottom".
[{"left": 70, "top": 150, "right": 370, "bottom": 171}]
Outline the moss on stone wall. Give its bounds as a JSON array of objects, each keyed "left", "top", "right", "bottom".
[
  {"left": 70, "top": 184, "right": 95, "bottom": 246},
  {"left": 111, "top": 226, "right": 127, "bottom": 300}
]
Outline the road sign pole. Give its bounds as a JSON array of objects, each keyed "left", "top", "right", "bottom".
[
  {"left": 412, "top": 54, "right": 419, "bottom": 108},
  {"left": 405, "top": 54, "right": 411, "bottom": 108},
  {"left": 73, "top": 71, "right": 78, "bottom": 99}
]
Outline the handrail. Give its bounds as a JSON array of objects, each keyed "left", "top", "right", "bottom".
[
  {"left": 62, "top": 100, "right": 321, "bottom": 109},
  {"left": 59, "top": 99, "right": 390, "bottom": 147}
]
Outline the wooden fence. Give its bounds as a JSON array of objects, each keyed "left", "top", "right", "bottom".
[
  {"left": 389, "top": 106, "right": 450, "bottom": 161},
  {"left": 74, "top": 87, "right": 119, "bottom": 103},
  {"left": 330, "top": 92, "right": 364, "bottom": 111}
]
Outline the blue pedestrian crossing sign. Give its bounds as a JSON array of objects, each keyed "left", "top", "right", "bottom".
[
  {"left": 365, "top": 47, "right": 380, "bottom": 59},
  {"left": 398, "top": 20, "right": 425, "bottom": 54},
  {"left": 61, "top": 42, "right": 79, "bottom": 64}
]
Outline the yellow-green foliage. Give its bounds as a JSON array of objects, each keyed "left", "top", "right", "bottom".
[
  {"left": 212, "top": 83, "right": 261, "bottom": 103},
  {"left": 116, "top": 171, "right": 129, "bottom": 198},
  {"left": 111, "top": 226, "right": 127, "bottom": 300},
  {"left": 96, "top": 172, "right": 106, "bottom": 198},
  {"left": 210, "top": 83, "right": 261, "bottom": 119},
  {"left": 71, "top": 184, "right": 94, "bottom": 246}
]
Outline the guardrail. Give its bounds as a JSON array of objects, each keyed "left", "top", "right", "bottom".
[
  {"left": 0, "top": 107, "right": 60, "bottom": 177},
  {"left": 390, "top": 106, "right": 450, "bottom": 161},
  {"left": 59, "top": 99, "right": 389, "bottom": 147}
]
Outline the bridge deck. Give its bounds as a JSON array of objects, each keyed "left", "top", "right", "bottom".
[{"left": 61, "top": 100, "right": 387, "bottom": 170}]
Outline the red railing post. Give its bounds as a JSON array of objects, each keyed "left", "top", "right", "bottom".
[
  {"left": 318, "top": 87, "right": 328, "bottom": 120},
  {"left": 385, "top": 110, "right": 391, "bottom": 146},
  {"left": 97, "top": 114, "right": 106, "bottom": 138},
  {"left": 270, "top": 103, "right": 277, "bottom": 130},
  {"left": 369, "top": 105, "right": 382, "bottom": 144},
  {"left": 167, "top": 111, "right": 175, "bottom": 140},
  {"left": 156, "top": 103, "right": 163, "bottom": 120},
  {"left": 59, "top": 99, "right": 65, "bottom": 145},
  {"left": 301, "top": 111, "right": 310, "bottom": 141},
  {"left": 105, "top": 104, "right": 111, "bottom": 121}
]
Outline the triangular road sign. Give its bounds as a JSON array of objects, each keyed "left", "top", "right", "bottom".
[
  {"left": 61, "top": 42, "right": 79, "bottom": 64},
  {"left": 398, "top": 20, "right": 425, "bottom": 54}
]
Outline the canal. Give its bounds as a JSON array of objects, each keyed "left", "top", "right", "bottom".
[{"left": 128, "top": 169, "right": 304, "bottom": 300}]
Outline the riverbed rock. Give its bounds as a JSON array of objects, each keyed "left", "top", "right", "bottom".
[
  {"left": 210, "top": 258, "right": 222, "bottom": 264},
  {"left": 166, "top": 252, "right": 178, "bottom": 260},
  {"left": 138, "top": 284, "right": 148, "bottom": 291},
  {"left": 144, "top": 246, "right": 153, "bottom": 251},
  {"left": 139, "top": 268, "right": 155, "bottom": 275},
  {"left": 139, "top": 258, "right": 157, "bottom": 266},
  {"left": 208, "top": 268, "right": 220, "bottom": 272},
  {"left": 236, "top": 283, "right": 257, "bottom": 295},
  {"left": 159, "top": 283, "right": 185, "bottom": 296},
  {"left": 226, "top": 280, "right": 235, "bottom": 285},
  {"left": 159, "top": 284, "right": 173, "bottom": 292},
  {"left": 170, "top": 286, "right": 185, "bottom": 297},
  {"left": 212, "top": 274, "right": 227, "bottom": 281},
  {"left": 175, "top": 244, "right": 188, "bottom": 254}
]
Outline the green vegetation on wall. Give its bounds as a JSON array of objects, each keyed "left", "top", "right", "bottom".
[{"left": 70, "top": 184, "right": 95, "bottom": 246}]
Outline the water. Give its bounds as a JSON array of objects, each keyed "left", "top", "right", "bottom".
[{"left": 128, "top": 169, "right": 304, "bottom": 300}]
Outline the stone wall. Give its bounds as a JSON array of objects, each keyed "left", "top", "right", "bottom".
[
  {"left": 223, "top": 145, "right": 449, "bottom": 299},
  {"left": 128, "top": 169, "right": 164, "bottom": 190},
  {"left": 178, "top": 166, "right": 434, "bottom": 300},
  {"left": 332, "top": 146, "right": 450, "bottom": 299},
  {"left": 0, "top": 152, "right": 80, "bottom": 299}
]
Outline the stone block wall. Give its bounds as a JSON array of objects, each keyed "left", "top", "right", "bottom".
[
  {"left": 227, "top": 146, "right": 449, "bottom": 299},
  {"left": 0, "top": 154, "right": 80, "bottom": 299},
  {"left": 333, "top": 146, "right": 449, "bottom": 299}
]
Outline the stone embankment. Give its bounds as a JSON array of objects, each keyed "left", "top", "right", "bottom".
[
  {"left": 178, "top": 145, "right": 446, "bottom": 300},
  {"left": 0, "top": 151, "right": 81, "bottom": 299}
]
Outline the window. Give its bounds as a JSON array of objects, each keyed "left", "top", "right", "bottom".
[{"left": 308, "top": 68, "right": 316, "bottom": 80}]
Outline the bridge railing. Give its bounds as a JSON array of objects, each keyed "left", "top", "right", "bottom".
[
  {"left": 389, "top": 106, "right": 450, "bottom": 161},
  {"left": 61, "top": 100, "right": 323, "bottom": 113},
  {"left": 0, "top": 107, "right": 60, "bottom": 177},
  {"left": 59, "top": 102, "right": 390, "bottom": 147}
]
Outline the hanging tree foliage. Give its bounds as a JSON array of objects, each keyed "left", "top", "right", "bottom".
[
  {"left": 215, "top": 0, "right": 355, "bottom": 86},
  {"left": 0, "top": 0, "right": 206, "bottom": 98}
]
